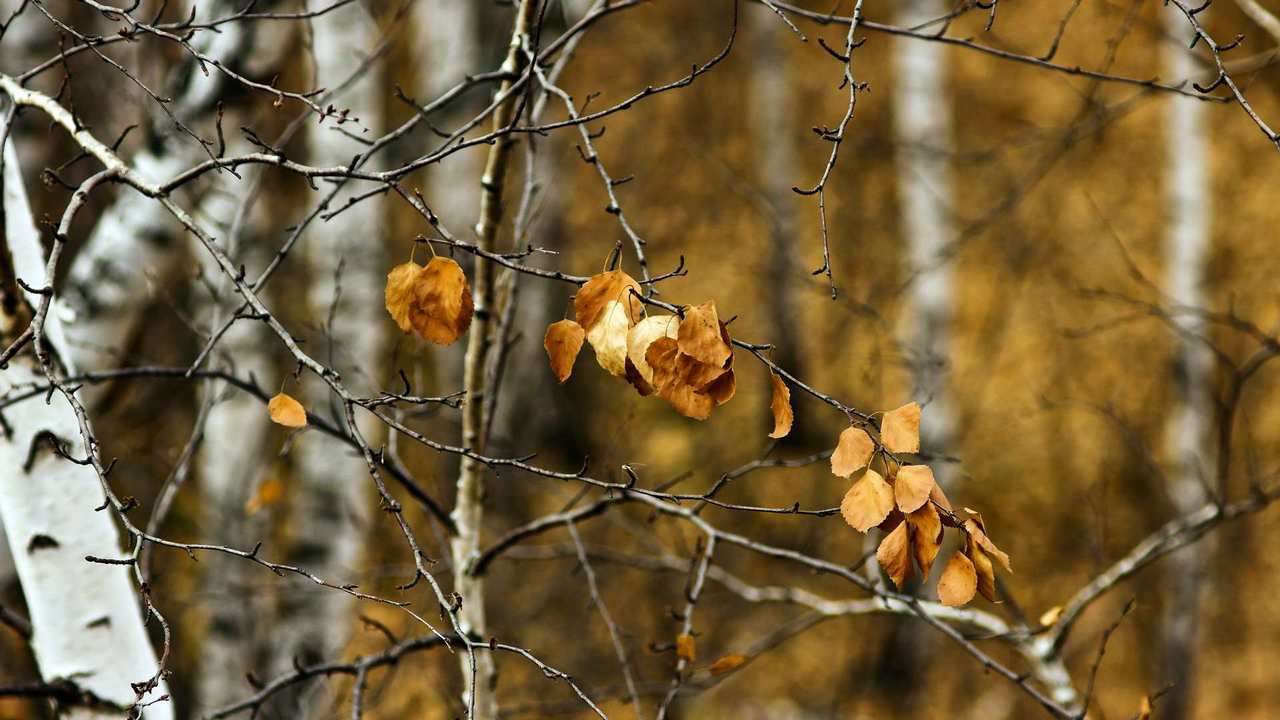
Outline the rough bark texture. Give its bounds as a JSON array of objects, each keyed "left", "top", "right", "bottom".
[{"left": 1, "top": 139, "right": 172, "bottom": 720}]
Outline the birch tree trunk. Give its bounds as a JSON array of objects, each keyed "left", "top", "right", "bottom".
[
  {"left": 1, "top": 137, "right": 172, "bottom": 720},
  {"left": 270, "top": 0, "right": 384, "bottom": 695},
  {"left": 451, "top": 3, "right": 536, "bottom": 716},
  {"left": 1159, "top": 13, "right": 1213, "bottom": 719}
]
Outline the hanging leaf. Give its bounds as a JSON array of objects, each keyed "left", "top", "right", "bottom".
[
  {"left": 544, "top": 320, "right": 586, "bottom": 383},
  {"left": 645, "top": 312, "right": 736, "bottom": 421},
  {"left": 969, "top": 542, "right": 999, "bottom": 602},
  {"left": 268, "top": 392, "right": 307, "bottom": 428},
  {"left": 907, "top": 501, "right": 942, "bottom": 577},
  {"left": 244, "top": 476, "right": 285, "bottom": 515},
  {"left": 675, "top": 633, "right": 696, "bottom": 664},
  {"left": 708, "top": 653, "right": 747, "bottom": 676},
  {"left": 574, "top": 270, "right": 643, "bottom": 331},
  {"left": 876, "top": 521, "right": 913, "bottom": 590},
  {"left": 676, "top": 301, "right": 732, "bottom": 367},
  {"left": 585, "top": 300, "right": 632, "bottom": 377},
  {"left": 938, "top": 552, "right": 978, "bottom": 607},
  {"left": 768, "top": 370, "right": 793, "bottom": 439},
  {"left": 881, "top": 402, "right": 921, "bottom": 454},
  {"left": 894, "top": 465, "right": 936, "bottom": 514},
  {"left": 963, "top": 517, "right": 1012, "bottom": 573},
  {"left": 627, "top": 315, "right": 680, "bottom": 384},
  {"left": 384, "top": 257, "right": 474, "bottom": 345},
  {"left": 839, "top": 468, "right": 894, "bottom": 533},
  {"left": 830, "top": 426, "right": 875, "bottom": 478}
]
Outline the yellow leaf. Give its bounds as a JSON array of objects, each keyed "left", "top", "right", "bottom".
[
  {"left": 585, "top": 300, "right": 632, "bottom": 377},
  {"left": 676, "top": 301, "right": 732, "bottom": 367},
  {"left": 708, "top": 653, "right": 747, "bottom": 676},
  {"left": 1039, "top": 606, "right": 1063, "bottom": 627},
  {"left": 767, "top": 370, "right": 792, "bottom": 439},
  {"left": 544, "top": 320, "right": 586, "bottom": 383},
  {"left": 676, "top": 633, "right": 696, "bottom": 664},
  {"left": 244, "top": 477, "right": 285, "bottom": 515},
  {"left": 907, "top": 501, "right": 942, "bottom": 577},
  {"left": 968, "top": 542, "right": 999, "bottom": 602},
  {"left": 894, "top": 465, "right": 936, "bottom": 514},
  {"left": 1137, "top": 695, "right": 1152, "bottom": 720},
  {"left": 384, "top": 258, "right": 474, "bottom": 345},
  {"left": 876, "top": 521, "right": 912, "bottom": 590},
  {"left": 881, "top": 402, "right": 921, "bottom": 454},
  {"left": 830, "top": 426, "right": 874, "bottom": 478},
  {"left": 627, "top": 315, "right": 680, "bottom": 384},
  {"left": 938, "top": 552, "right": 977, "bottom": 607},
  {"left": 963, "top": 518, "right": 1012, "bottom": 573},
  {"left": 384, "top": 262, "right": 422, "bottom": 333},
  {"left": 268, "top": 392, "right": 307, "bottom": 428},
  {"left": 839, "top": 468, "right": 894, "bottom": 533}
]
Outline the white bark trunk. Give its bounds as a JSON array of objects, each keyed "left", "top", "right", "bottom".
[
  {"left": 270, "top": 0, "right": 383, "bottom": 694},
  {"left": 1, "top": 139, "right": 172, "bottom": 720},
  {"left": 1159, "top": 13, "right": 1213, "bottom": 720}
]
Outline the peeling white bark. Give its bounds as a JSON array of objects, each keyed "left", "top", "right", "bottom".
[{"left": 1, "top": 139, "right": 172, "bottom": 720}]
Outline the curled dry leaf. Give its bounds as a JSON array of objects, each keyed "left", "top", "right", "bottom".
[
  {"left": 645, "top": 309, "right": 736, "bottom": 420},
  {"left": 839, "top": 468, "right": 895, "bottom": 533},
  {"left": 894, "top": 465, "right": 936, "bottom": 513},
  {"left": 708, "top": 653, "right": 747, "bottom": 676},
  {"left": 544, "top": 320, "right": 586, "bottom": 383},
  {"left": 963, "top": 517, "right": 1012, "bottom": 573},
  {"left": 586, "top": 300, "right": 632, "bottom": 377},
  {"left": 830, "top": 426, "right": 875, "bottom": 478},
  {"left": 881, "top": 401, "right": 922, "bottom": 454},
  {"left": 627, "top": 315, "right": 680, "bottom": 384},
  {"left": 384, "top": 258, "right": 474, "bottom": 345},
  {"left": 907, "top": 501, "right": 942, "bottom": 577},
  {"left": 938, "top": 552, "right": 978, "bottom": 607},
  {"left": 768, "top": 370, "right": 793, "bottom": 439},
  {"left": 675, "top": 633, "right": 696, "bottom": 664},
  {"left": 969, "top": 543, "right": 998, "bottom": 602},
  {"left": 268, "top": 392, "right": 307, "bottom": 428},
  {"left": 876, "top": 521, "right": 912, "bottom": 590},
  {"left": 677, "top": 301, "right": 732, "bottom": 367},
  {"left": 574, "top": 269, "right": 643, "bottom": 331}
]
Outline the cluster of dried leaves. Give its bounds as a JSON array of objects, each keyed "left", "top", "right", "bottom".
[
  {"left": 827, "top": 402, "right": 1012, "bottom": 607},
  {"left": 384, "top": 256, "right": 474, "bottom": 345},
  {"left": 543, "top": 269, "right": 736, "bottom": 420}
]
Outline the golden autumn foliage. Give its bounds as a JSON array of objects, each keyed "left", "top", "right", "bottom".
[
  {"left": 768, "top": 370, "right": 793, "bottom": 439},
  {"left": 384, "top": 257, "right": 473, "bottom": 345},
  {"left": 267, "top": 392, "right": 307, "bottom": 428},
  {"left": 543, "top": 319, "right": 586, "bottom": 383}
]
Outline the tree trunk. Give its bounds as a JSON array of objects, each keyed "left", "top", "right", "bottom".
[
  {"left": 1159, "top": 12, "right": 1213, "bottom": 719},
  {"left": 1, "top": 137, "right": 172, "bottom": 720}
]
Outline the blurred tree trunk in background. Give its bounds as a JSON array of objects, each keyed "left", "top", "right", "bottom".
[
  {"left": 271, "top": 2, "right": 384, "bottom": 707},
  {"left": 1159, "top": 11, "right": 1213, "bottom": 720},
  {"left": 1, "top": 139, "right": 172, "bottom": 720}
]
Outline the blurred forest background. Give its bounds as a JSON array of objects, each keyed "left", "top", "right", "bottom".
[{"left": 2, "top": 0, "right": 1280, "bottom": 718}]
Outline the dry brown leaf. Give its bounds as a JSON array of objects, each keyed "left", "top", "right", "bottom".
[
  {"left": 411, "top": 257, "right": 474, "bottom": 345},
  {"left": 876, "top": 521, "right": 913, "bottom": 590},
  {"left": 938, "top": 552, "right": 978, "bottom": 607},
  {"left": 963, "top": 518, "right": 1012, "bottom": 573},
  {"left": 627, "top": 315, "right": 680, "bottom": 384},
  {"left": 586, "top": 300, "right": 632, "bottom": 377},
  {"left": 708, "top": 653, "right": 747, "bottom": 676},
  {"left": 268, "top": 392, "right": 307, "bottom": 428},
  {"left": 830, "top": 426, "right": 875, "bottom": 478},
  {"left": 675, "top": 634, "right": 696, "bottom": 664},
  {"left": 969, "top": 543, "right": 998, "bottom": 602},
  {"left": 646, "top": 332, "right": 734, "bottom": 420},
  {"left": 624, "top": 357, "right": 654, "bottom": 397},
  {"left": 543, "top": 320, "right": 585, "bottom": 383},
  {"left": 930, "top": 481, "right": 955, "bottom": 516},
  {"left": 384, "top": 262, "right": 421, "bottom": 333},
  {"left": 706, "top": 368, "right": 736, "bottom": 406},
  {"left": 894, "top": 465, "right": 936, "bottom": 513},
  {"left": 676, "top": 301, "right": 732, "bottom": 367},
  {"left": 881, "top": 402, "right": 922, "bottom": 454},
  {"left": 768, "top": 371, "right": 793, "bottom": 439},
  {"left": 907, "top": 502, "right": 942, "bottom": 577},
  {"left": 574, "top": 270, "right": 643, "bottom": 331},
  {"left": 839, "top": 469, "right": 895, "bottom": 533},
  {"left": 1039, "top": 606, "right": 1063, "bottom": 627}
]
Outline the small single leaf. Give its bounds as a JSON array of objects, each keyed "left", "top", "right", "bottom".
[
  {"left": 907, "top": 502, "right": 942, "bottom": 577},
  {"left": 412, "top": 257, "right": 474, "bottom": 345},
  {"left": 881, "top": 402, "right": 921, "bottom": 454},
  {"left": 585, "top": 300, "right": 632, "bottom": 377},
  {"left": 675, "top": 633, "right": 696, "bottom": 664},
  {"left": 244, "top": 476, "right": 285, "bottom": 515},
  {"left": 768, "top": 371, "right": 793, "bottom": 439},
  {"left": 708, "top": 652, "right": 747, "bottom": 676},
  {"left": 268, "top": 392, "right": 307, "bottom": 428},
  {"left": 544, "top": 320, "right": 586, "bottom": 383},
  {"left": 839, "top": 469, "right": 895, "bottom": 533},
  {"left": 830, "top": 427, "right": 875, "bottom": 478},
  {"left": 876, "top": 521, "right": 912, "bottom": 590},
  {"left": 384, "top": 262, "right": 422, "bottom": 333},
  {"left": 894, "top": 465, "right": 936, "bottom": 514},
  {"left": 574, "top": 270, "right": 643, "bottom": 331},
  {"left": 938, "top": 552, "right": 977, "bottom": 607}
]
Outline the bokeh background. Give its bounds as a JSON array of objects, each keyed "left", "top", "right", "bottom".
[{"left": 3, "top": 0, "right": 1280, "bottom": 718}]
